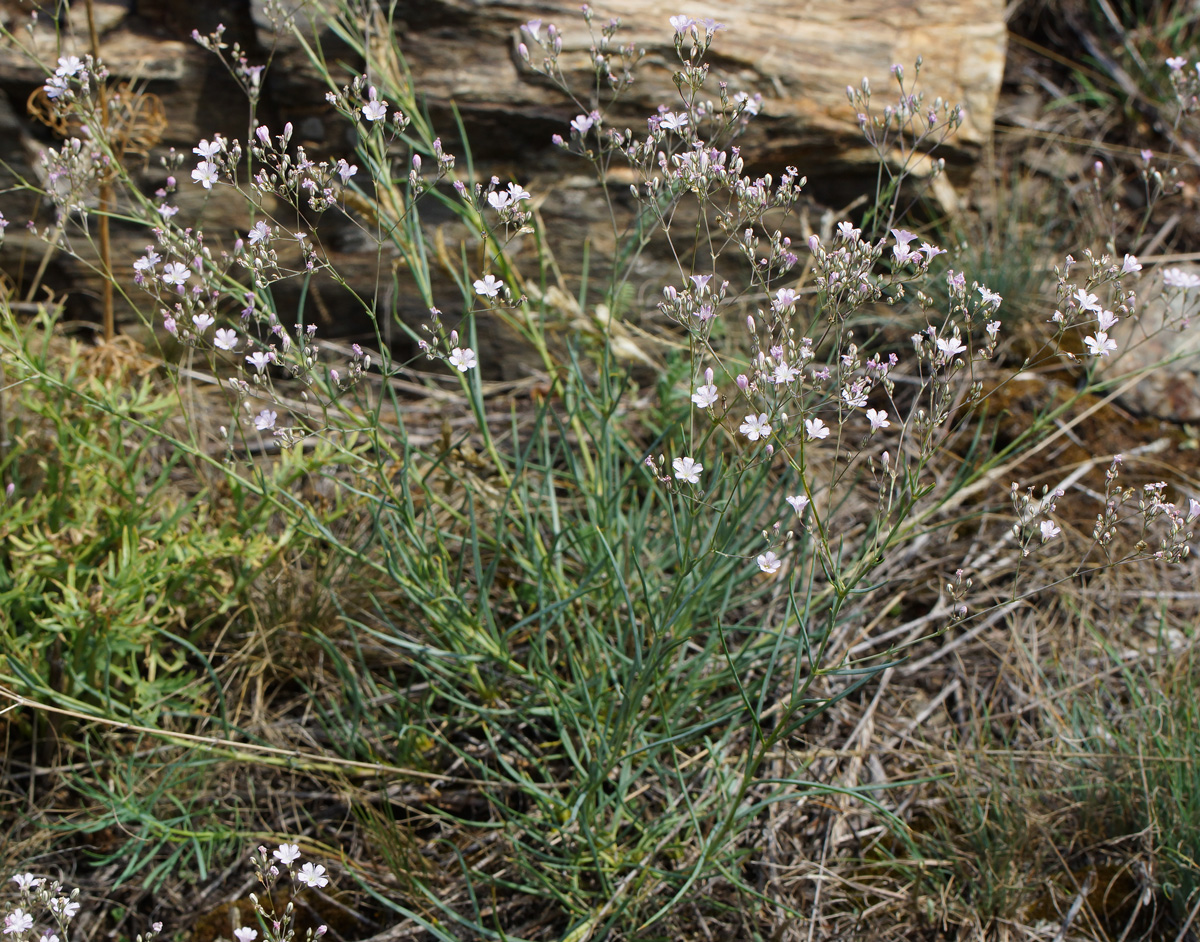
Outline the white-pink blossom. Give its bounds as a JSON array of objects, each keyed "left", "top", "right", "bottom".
[{"left": 672, "top": 456, "right": 703, "bottom": 483}]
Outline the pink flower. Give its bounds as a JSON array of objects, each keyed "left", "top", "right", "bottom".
[
  {"left": 214, "top": 328, "right": 238, "bottom": 350},
  {"left": 254, "top": 409, "right": 277, "bottom": 431},
  {"left": 865, "top": 408, "right": 889, "bottom": 431},
  {"left": 234, "top": 930, "right": 257, "bottom": 942},
  {"left": 336, "top": 159, "right": 357, "bottom": 183},
  {"left": 570, "top": 114, "right": 594, "bottom": 134},
  {"left": 1039, "top": 520, "right": 1061, "bottom": 541},
  {"left": 192, "top": 313, "right": 214, "bottom": 333}
]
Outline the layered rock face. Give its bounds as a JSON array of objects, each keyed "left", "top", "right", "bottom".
[{"left": 0, "top": 0, "right": 1006, "bottom": 368}]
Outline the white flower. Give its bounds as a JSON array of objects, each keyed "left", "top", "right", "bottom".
[
  {"left": 254, "top": 410, "right": 277, "bottom": 431},
  {"left": 161, "top": 262, "right": 191, "bottom": 286},
  {"left": 448, "top": 347, "right": 477, "bottom": 372},
  {"left": 133, "top": 250, "right": 160, "bottom": 273},
  {"left": 785, "top": 494, "right": 809, "bottom": 515},
  {"left": 44, "top": 75, "right": 69, "bottom": 99},
  {"left": 11, "top": 874, "right": 41, "bottom": 891},
  {"left": 1167, "top": 56, "right": 1187, "bottom": 70},
  {"left": 335, "top": 159, "right": 357, "bottom": 184},
  {"left": 1083, "top": 332, "right": 1117, "bottom": 357},
  {"left": 361, "top": 87, "right": 388, "bottom": 122},
  {"left": 841, "top": 385, "right": 868, "bottom": 408},
  {"left": 1096, "top": 309, "right": 1118, "bottom": 331},
  {"left": 487, "top": 190, "right": 512, "bottom": 211},
  {"left": 670, "top": 14, "right": 695, "bottom": 34},
  {"left": 691, "top": 383, "right": 718, "bottom": 408},
  {"left": 756, "top": 551, "right": 782, "bottom": 574},
  {"left": 978, "top": 286, "right": 1003, "bottom": 308},
  {"left": 570, "top": 113, "right": 595, "bottom": 133},
  {"left": 805, "top": 417, "right": 830, "bottom": 441},
  {"left": 55, "top": 56, "right": 83, "bottom": 77},
  {"left": 48, "top": 899, "right": 78, "bottom": 920},
  {"left": 191, "top": 160, "right": 219, "bottom": 189},
  {"left": 739, "top": 413, "right": 772, "bottom": 441},
  {"left": 296, "top": 863, "right": 329, "bottom": 888},
  {"left": 936, "top": 335, "right": 967, "bottom": 360},
  {"left": 1071, "top": 288, "right": 1099, "bottom": 312},
  {"left": 473, "top": 274, "right": 502, "bottom": 298},
  {"left": 192, "top": 313, "right": 214, "bottom": 333},
  {"left": 246, "top": 351, "right": 274, "bottom": 372},
  {"left": 5, "top": 909, "right": 33, "bottom": 935},
  {"left": 836, "top": 221, "right": 861, "bottom": 242},
  {"left": 1187, "top": 498, "right": 1200, "bottom": 522},
  {"left": 865, "top": 408, "right": 890, "bottom": 431},
  {"left": 770, "top": 361, "right": 799, "bottom": 385},
  {"left": 1039, "top": 519, "right": 1061, "bottom": 542},
  {"left": 506, "top": 182, "right": 531, "bottom": 203},
  {"left": 1163, "top": 267, "right": 1200, "bottom": 289},
  {"left": 234, "top": 930, "right": 257, "bottom": 942},
  {"left": 248, "top": 221, "right": 271, "bottom": 245},
  {"left": 659, "top": 112, "right": 689, "bottom": 132},
  {"left": 193, "top": 138, "right": 222, "bottom": 158},
  {"left": 273, "top": 843, "right": 301, "bottom": 865},
  {"left": 1121, "top": 254, "right": 1141, "bottom": 273},
  {"left": 772, "top": 288, "right": 797, "bottom": 312},
  {"left": 214, "top": 328, "right": 239, "bottom": 350},
  {"left": 672, "top": 456, "right": 703, "bottom": 483}
]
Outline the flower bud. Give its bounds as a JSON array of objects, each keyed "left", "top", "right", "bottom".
[
  {"left": 736, "top": 373, "right": 749, "bottom": 390},
  {"left": 256, "top": 124, "right": 270, "bottom": 145}
]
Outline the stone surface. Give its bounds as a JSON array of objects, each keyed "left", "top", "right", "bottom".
[{"left": 0, "top": 0, "right": 1008, "bottom": 374}]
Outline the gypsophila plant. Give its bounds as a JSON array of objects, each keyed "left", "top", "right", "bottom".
[
  {"left": 2, "top": 846, "right": 331, "bottom": 942},
  {"left": 4, "top": 1, "right": 1200, "bottom": 936}
]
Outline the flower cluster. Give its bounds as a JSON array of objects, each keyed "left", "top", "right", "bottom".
[{"left": 3, "top": 873, "right": 118, "bottom": 942}]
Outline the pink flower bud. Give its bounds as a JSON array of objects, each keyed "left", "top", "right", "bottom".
[
  {"left": 746, "top": 315, "right": 755, "bottom": 333},
  {"left": 808, "top": 234, "right": 820, "bottom": 253},
  {"left": 256, "top": 125, "right": 270, "bottom": 145},
  {"left": 412, "top": 154, "right": 421, "bottom": 171},
  {"left": 736, "top": 374, "right": 749, "bottom": 390},
  {"left": 704, "top": 367, "right": 713, "bottom": 384}
]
